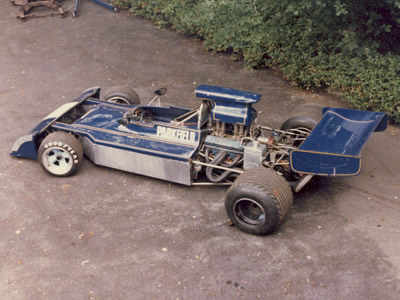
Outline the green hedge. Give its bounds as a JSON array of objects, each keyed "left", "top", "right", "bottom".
[{"left": 114, "top": 0, "right": 400, "bottom": 122}]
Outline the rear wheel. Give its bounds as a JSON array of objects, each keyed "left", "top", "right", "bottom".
[
  {"left": 281, "top": 103, "right": 322, "bottom": 132},
  {"left": 225, "top": 167, "right": 293, "bottom": 235},
  {"left": 279, "top": 104, "right": 321, "bottom": 187},
  {"left": 38, "top": 132, "right": 83, "bottom": 177},
  {"left": 103, "top": 85, "right": 140, "bottom": 105},
  {"left": 280, "top": 103, "right": 322, "bottom": 148}
]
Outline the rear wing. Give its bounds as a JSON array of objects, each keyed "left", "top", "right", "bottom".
[{"left": 290, "top": 107, "right": 388, "bottom": 176}]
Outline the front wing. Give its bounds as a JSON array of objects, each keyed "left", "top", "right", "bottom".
[{"left": 10, "top": 87, "right": 100, "bottom": 159}]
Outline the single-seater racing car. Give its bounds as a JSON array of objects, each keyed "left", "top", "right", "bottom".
[{"left": 11, "top": 85, "right": 388, "bottom": 235}]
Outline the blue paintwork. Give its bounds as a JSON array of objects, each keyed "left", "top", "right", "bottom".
[
  {"left": 52, "top": 121, "right": 199, "bottom": 162},
  {"left": 290, "top": 151, "right": 361, "bottom": 176},
  {"left": 11, "top": 85, "right": 388, "bottom": 181},
  {"left": 11, "top": 85, "right": 262, "bottom": 161},
  {"left": 10, "top": 87, "right": 100, "bottom": 159},
  {"left": 90, "top": 0, "right": 116, "bottom": 11},
  {"left": 290, "top": 107, "right": 388, "bottom": 176},
  {"left": 69, "top": 100, "right": 200, "bottom": 160},
  {"left": 195, "top": 85, "right": 261, "bottom": 104},
  {"left": 11, "top": 88, "right": 202, "bottom": 163},
  {"left": 9, "top": 135, "right": 38, "bottom": 160},
  {"left": 195, "top": 85, "right": 261, "bottom": 126}
]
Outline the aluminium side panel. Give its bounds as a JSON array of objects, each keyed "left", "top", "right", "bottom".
[{"left": 80, "top": 136, "right": 192, "bottom": 186}]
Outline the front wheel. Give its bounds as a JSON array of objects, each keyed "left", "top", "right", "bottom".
[
  {"left": 225, "top": 167, "right": 293, "bottom": 235},
  {"left": 38, "top": 132, "right": 83, "bottom": 177},
  {"left": 103, "top": 85, "right": 140, "bottom": 105}
]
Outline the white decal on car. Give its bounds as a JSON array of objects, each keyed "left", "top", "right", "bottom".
[{"left": 156, "top": 126, "right": 196, "bottom": 144}]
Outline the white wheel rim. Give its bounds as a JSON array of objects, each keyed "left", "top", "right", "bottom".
[{"left": 42, "top": 147, "right": 73, "bottom": 175}]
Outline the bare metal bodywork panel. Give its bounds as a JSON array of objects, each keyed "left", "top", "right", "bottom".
[{"left": 80, "top": 136, "right": 192, "bottom": 185}]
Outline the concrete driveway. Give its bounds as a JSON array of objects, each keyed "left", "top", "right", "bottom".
[{"left": 1, "top": 1, "right": 399, "bottom": 299}]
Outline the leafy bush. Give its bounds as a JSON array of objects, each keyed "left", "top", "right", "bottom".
[{"left": 113, "top": 0, "right": 400, "bottom": 122}]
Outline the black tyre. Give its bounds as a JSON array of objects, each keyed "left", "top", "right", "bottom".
[
  {"left": 103, "top": 85, "right": 140, "bottom": 105},
  {"left": 38, "top": 132, "right": 83, "bottom": 177},
  {"left": 280, "top": 103, "right": 322, "bottom": 148},
  {"left": 225, "top": 167, "right": 293, "bottom": 235},
  {"left": 281, "top": 103, "right": 322, "bottom": 130},
  {"left": 280, "top": 103, "right": 322, "bottom": 132}
]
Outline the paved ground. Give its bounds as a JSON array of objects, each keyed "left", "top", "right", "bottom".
[{"left": 1, "top": 1, "right": 399, "bottom": 299}]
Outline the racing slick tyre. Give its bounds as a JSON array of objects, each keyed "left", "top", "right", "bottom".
[
  {"left": 280, "top": 103, "right": 322, "bottom": 132},
  {"left": 103, "top": 85, "right": 140, "bottom": 105},
  {"left": 225, "top": 167, "right": 293, "bottom": 235},
  {"left": 38, "top": 132, "right": 83, "bottom": 177},
  {"left": 280, "top": 103, "right": 322, "bottom": 148}
]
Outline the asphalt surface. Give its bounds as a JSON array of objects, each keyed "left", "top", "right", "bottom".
[{"left": 1, "top": 1, "right": 400, "bottom": 299}]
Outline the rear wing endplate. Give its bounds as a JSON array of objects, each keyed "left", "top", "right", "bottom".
[{"left": 290, "top": 107, "right": 388, "bottom": 176}]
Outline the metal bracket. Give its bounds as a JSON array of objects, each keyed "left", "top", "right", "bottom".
[
  {"left": 72, "top": 0, "right": 117, "bottom": 18},
  {"left": 11, "top": 0, "right": 66, "bottom": 21}
]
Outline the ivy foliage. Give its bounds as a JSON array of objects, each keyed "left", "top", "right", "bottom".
[{"left": 114, "top": 0, "right": 400, "bottom": 122}]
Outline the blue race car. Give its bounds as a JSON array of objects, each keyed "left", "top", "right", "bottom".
[{"left": 11, "top": 85, "right": 388, "bottom": 235}]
